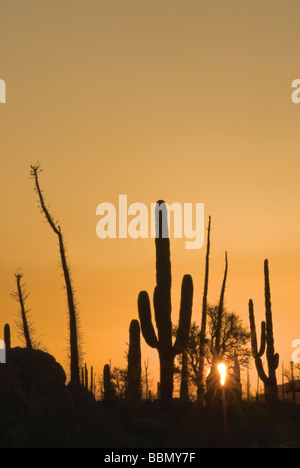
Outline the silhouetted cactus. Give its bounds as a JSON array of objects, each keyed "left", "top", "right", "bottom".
[
  {"left": 30, "top": 165, "right": 81, "bottom": 384},
  {"left": 138, "top": 201, "right": 193, "bottom": 403},
  {"left": 84, "top": 363, "right": 88, "bottom": 389},
  {"left": 90, "top": 365, "right": 94, "bottom": 395},
  {"left": 198, "top": 215, "right": 211, "bottom": 403},
  {"left": 249, "top": 259, "right": 279, "bottom": 405},
  {"left": 126, "top": 319, "right": 142, "bottom": 403},
  {"left": 103, "top": 363, "right": 114, "bottom": 403},
  {"left": 4, "top": 323, "right": 11, "bottom": 350}
]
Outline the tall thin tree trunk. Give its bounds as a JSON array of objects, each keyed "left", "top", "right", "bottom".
[
  {"left": 15, "top": 274, "right": 32, "bottom": 349},
  {"left": 198, "top": 216, "right": 211, "bottom": 402},
  {"left": 30, "top": 165, "right": 80, "bottom": 384}
]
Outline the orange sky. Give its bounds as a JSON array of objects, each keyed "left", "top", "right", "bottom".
[{"left": 1, "top": 1, "right": 300, "bottom": 392}]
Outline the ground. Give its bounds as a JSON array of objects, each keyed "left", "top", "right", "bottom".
[{"left": 1, "top": 348, "right": 300, "bottom": 448}]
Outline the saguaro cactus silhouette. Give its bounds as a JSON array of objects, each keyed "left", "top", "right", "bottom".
[
  {"left": 103, "top": 363, "right": 114, "bottom": 403},
  {"left": 249, "top": 259, "right": 279, "bottom": 405},
  {"left": 127, "top": 319, "right": 142, "bottom": 403},
  {"left": 138, "top": 201, "right": 193, "bottom": 403},
  {"left": 4, "top": 323, "right": 11, "bottom": 350},
  {"left": 30, "top": 165, "right": 81, "bottom": 384}
]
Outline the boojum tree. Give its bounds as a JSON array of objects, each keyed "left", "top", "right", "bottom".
[
  {"left": 11, "top": 272, "right": 35, "bottom": 350},
  {"left": 138, "top": 200, "right": 193, "bottom": 403},
  {"left": 30, "top": 165, "right": 81, "bottom": 385}
]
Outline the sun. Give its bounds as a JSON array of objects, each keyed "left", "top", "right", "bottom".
[{"left": 217, "top": 363, "right": 227, "bottom": 386}]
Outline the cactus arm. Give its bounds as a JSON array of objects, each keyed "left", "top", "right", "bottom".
[
  {"left": 138, "top": 291, "right": 159, "bottom": 349},
  {"left": 248, "top": 260, "right": 279, "bottom": 404},
  {"left": 173, "top": 274, "right": 193, "bottom": 355},
  {"left": 249, "top": 299, "right": 266, "bottom": 358},
  {"left": 254, "top": 355, "right": 268, "bottom": 384},
  {"left": 249, "top": 301, "right": 268, "bottom": 383},
  {"left": 273, "top": 353, "right": 279, "bottom": 371},
  {"left": 259, "top": 321, "right": 266, "bottom": 357}
]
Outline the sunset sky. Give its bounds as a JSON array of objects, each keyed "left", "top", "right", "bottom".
[{"left": 1, "top": 1, "right": 300, "bottom": 391}]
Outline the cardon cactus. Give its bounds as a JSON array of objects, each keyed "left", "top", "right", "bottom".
[
  {"left": 138, "top": 201, "right": 193, "bottom": 403},
  {"left": 103, "top": 364, "right": 114, "bottom": 403},
  {"left": 249, "top": 259, "right": 279, "bottom": 405},
  {"left": 127, "top": 319, "right": 142, "bottom": 403},
  {"left": 4, "top": 323, "right": 11, "bottom": 350}
]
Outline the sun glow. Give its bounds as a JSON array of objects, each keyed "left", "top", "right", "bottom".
[{"left": 217, "top": 363, "right": 227, "bottom": 386}]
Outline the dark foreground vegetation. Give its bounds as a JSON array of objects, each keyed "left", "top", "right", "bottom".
[{"left": 0, "top": 347, "right": 300, "bottom": 448}]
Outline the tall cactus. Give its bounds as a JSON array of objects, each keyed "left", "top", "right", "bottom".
[
  {"left": 103, "top": 363, "right": 114, "bottom": 403},
  {"left": 127, "top": 319, "right": 142, "bottom": 403},
  {"left": 249, "top": 259, "right": 279, "bottom": 405},
  {"left": 4, "top": 323, "right": 11, "bottom": 350},
  {"left": 138, "top": 201, "right": 193, "bottom": 403}
]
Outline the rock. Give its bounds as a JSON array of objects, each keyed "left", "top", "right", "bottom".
[{"left": 0, "top": 347, "right": 81, "bottom": 447}]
